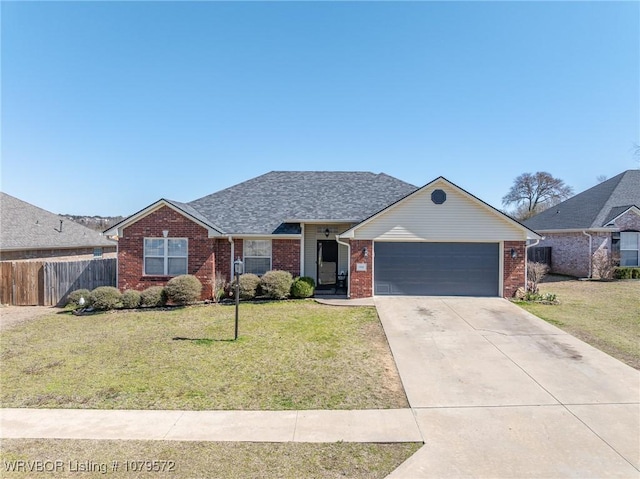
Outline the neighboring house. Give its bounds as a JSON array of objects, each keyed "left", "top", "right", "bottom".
[
  {"left": 523, "top": 170, "right": 640, "bottom": 278},
  {"left": 105, "top": 171, "right": 540, "bottom": 299},
  {"left": 0, "top": 192, "right": 117, "bottom": 261}
]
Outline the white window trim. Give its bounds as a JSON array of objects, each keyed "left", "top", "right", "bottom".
[
  {"left": 143, "top": 237, "right": 188, "bottom": 276},
  {"left": 620, "top": 231, "right": 640, "bottom": 266},
  {"left": 243, "top": 239, "right": 272, "bottom": 276}
]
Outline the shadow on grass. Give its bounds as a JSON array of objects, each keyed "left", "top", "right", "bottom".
[{"left": 172, "top": 336, "right": 237, "bottom": 344}]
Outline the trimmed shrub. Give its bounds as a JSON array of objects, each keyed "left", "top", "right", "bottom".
[
  {"left": 66, "top": 289, "right": 91, "bottom": 308},
  {"left": 290, "top": 277, "right": 314, "bottom": 299},
  {"left": 260, "top": 270, "right": 294, "bottom": 300},
  {"left": 614, "top": 267, "right": 640, "bottom": 279},
  {"left": 89, "top": 286, "right": 122, "bottom": 311},
  {"left": 298, "top": 276, "right": 316, "bottom": 288},
  {"left": 140, "top": 286, "right": 167, "bottom": 308},
  {"left": 165, "top": 275, "right": 202, "bottom": 305},
  {"left": 121, "top": 290, "right": 141, "bottom": 309},
  {"left": 236, "top": 273, "right": 261, "bottom": 300}
]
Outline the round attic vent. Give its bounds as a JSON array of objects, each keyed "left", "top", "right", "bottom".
[{"left": 431, "top": 189, "right": 447, "bottom": 205}]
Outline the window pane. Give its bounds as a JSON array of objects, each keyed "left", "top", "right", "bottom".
[
  {"left": 620, "top": 232, "right": 639, "bottom": 250},
  {"left": 244, "top": 257, "right": 271, "bottom": 276},
  {"left": 168, "top": 257, "right": 188, "bottom": 275},
  {"left": 245, "top": 240, "right": 271, "bottom": 257},
  {"left": 620, "top": 250, "right": 639, "bottom": 267},
  {"left": 145, "top": 257, "right": 164, "bottom": 275},
  {"left": 145, "top": 239, "right": 165, "bottom": 256},
  {"left": 168, "top": 239, "right": 187, "bottom": 257}
]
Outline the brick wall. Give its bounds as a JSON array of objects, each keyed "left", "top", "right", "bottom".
[
  {"left": 503, "top": 241, "right": 526, "bottom": 298},
  {"left": 349, "top": 239, "right": 372, "bottom": 299},
  {"left": 537, "top": 232, "right": 608, "bottom": 278},
  {"left": 615, "top": 210, "right": 640, "bottom": 231},
  {"left": 272, "top": 239, "right": 301, "bottom": 276},
  {"left": 118, "top": 206, "right": 215, "bottom": 299}
]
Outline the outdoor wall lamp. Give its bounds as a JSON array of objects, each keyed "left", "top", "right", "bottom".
[
  {"left": 510, "top": 248, "right": 518, "bottom": 259},
  {"left": 324, "top": 228, "right": 330, "bottom": 238},
  {"left": 362, "top": 247, "right": 368, "bottom": 258}
]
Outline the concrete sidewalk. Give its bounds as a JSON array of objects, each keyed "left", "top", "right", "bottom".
[{"left": 0, "top": 408, "right": 422, "bottom": 443}]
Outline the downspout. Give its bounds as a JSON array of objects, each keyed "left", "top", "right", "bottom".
[
  {"left": 582, "top": 231, "right": 593, "bottom": 278},
  {"left": 335, "top": 236, "right": 351, "bottom": 298},
  {"left": 228, "top": 236, "right": 234, "bottom": 281},
  {"left": 524, "top": 238, "right": 542, "bottom": 291}
]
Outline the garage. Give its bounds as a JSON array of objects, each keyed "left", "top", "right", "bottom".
[{"left": 374, "top": 242, "right": 499, "bottom": 296}]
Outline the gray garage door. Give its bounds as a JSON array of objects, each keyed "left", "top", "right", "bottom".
[{"left": 374, "top": 242, "right": 499, "bottom": 296}]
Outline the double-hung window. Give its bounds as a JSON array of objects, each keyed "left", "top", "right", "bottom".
[
  {"left": 620, "top": 232, "right": 640, "bottom": 267},
  {"left": 144, "top": 238, "right": 188, "bottom": 276},
  {"left": 244, "top": 240, "right": 271, "bottom": 276}
]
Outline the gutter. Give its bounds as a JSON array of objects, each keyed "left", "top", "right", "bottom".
[
  {"left": 582, "top": 231, "right": 593, "bottom": 278},
  {"left": 335, "top": 236, "right": 351, "bottom": 298},
  {"left": 228, "top": 236, "right": 235, "bottom": 277}
]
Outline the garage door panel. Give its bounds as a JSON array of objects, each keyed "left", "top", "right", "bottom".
[{"left": 374, "top": 242, "right": 499, "bottom": 296}]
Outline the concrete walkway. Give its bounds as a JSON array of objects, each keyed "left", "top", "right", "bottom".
[
  {"left": 1, "top": 408, "right": 421, "bottom": 443},
  {"left": 375, "top": 296, "right": 640, "bottom": 478}
]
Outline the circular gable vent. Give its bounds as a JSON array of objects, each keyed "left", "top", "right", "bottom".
[{"left": 431, "top": 189, "right": 447, "bottom": 205}]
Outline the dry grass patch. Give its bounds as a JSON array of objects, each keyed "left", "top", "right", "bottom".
[
  {"left": 0, "top": 439, "right": 422, "bottom": 479},
  {"left": 517, "top": 276, "right": 640, "bottom": 369},
  {"left": 1, "top": 301, "right": 408, "bottom": 410}
]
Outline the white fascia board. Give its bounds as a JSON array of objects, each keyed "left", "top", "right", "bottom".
[
  {"left": 285, "top": 219, "right": 359, "bottom": 224},
  {"left": 536, "top": 228, "right": 616, "bottom": 234},
  {"left": 103, "top": 200, "right": 224, "bottom": 238},
  {"left": 232, "top": 234, "right": 301, "bottom": 239}
]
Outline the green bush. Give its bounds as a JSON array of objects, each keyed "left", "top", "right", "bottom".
[
  {"left": 89, "top": 286, "right": 122, "bottom": 311},
  {"left": 65, "top": 289, "right": 91, "bottom": 308},
  {"left": 236, "top": 273, "right": 261, "bottom": 300},
  {"left": 613, "top": 267, "right": 640, "bottom": 279},
  {"left": 165, "top": 275, "right": 202, "bottom": 305},
  {"left": 298, "top": 276, "right": 316, "bottom": 288},
  {"left": 121, "top": 290, "right": 142, "bottom": 309},
  {"left": 260, "top": 270, "right": 294, "bottom": 300},
  {"left": 140, "top": 286, "right": 167, "bottom": 308},
  {"left": 290, "top": 277, "right": 315, "bottom": 298}
]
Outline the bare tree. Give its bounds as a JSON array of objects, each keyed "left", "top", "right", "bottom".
[
  {"left": 502, "top": 172, "right": 573, "bottom": 220},
  {"left": 596, "top": 174, "right": 608, "bottom": 183}
]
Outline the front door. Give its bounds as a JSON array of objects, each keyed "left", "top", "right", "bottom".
[{"left": 317, "top": 240, "right": 338, "bottom": 288}]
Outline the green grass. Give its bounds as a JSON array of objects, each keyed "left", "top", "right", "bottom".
[
  {"left": 0, "top": 439, "right": 422, "bottom": 479},
  {"left": 0, "top": 301, "right": 407, "bottom": 410},
  {"left": 517, "top": 276, "right": 640, "bottom": 369}
]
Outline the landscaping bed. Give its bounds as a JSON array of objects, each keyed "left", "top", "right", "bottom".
[
  {"left": 0, "top": 301, "right": 408, "bottom": 410},
  {"left": 517, "top": 275, "right": 640, "bottom": 369}
]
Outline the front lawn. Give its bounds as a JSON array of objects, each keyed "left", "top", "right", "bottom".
[
  {"left": 0, "top": 439, "right": 422, "bottom": 479},
  {"left": 518, "top": 276, "right": 640, "bottom": 369},
  {"left": 0, "top": 301, "right": 407, "bottom": 410}
]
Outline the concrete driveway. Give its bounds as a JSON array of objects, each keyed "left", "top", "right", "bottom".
[{"left": 375, "top": 296, "right": 640, "bottom": 478}]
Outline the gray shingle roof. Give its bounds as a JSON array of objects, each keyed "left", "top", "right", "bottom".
[
  {"left": 0, "top": 192, "right": 116, "bottom": 251},
  {"left": 188, "top": 171, "right": 418, "bottom": 234},
  {"left": 523, "top": 170, "right": 640, "bottom": 231}
]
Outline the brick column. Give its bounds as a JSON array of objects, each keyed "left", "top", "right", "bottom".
[
  {"left": 349, "top": 240, "right": 373, "bottom": 298},
  {"left": 503, "top": 241, "right": 526, "bottom": 298}
]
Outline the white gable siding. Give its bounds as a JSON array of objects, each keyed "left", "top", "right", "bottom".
[{"left": 353, "top": 183, "right": 526, "bottom": 241}]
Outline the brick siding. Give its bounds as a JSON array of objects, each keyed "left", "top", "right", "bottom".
[
  {"left": 503, "top": 241, "right": 526, "bottom": 298},
  {"left": 272, "top": 239, "right": 301, "bottom": 276},
  {"left": 118, "top": 206, "right": 215, "bottom": 299},
  {"left": 349, "top": 239, "right": 373, "bottom": 299}
]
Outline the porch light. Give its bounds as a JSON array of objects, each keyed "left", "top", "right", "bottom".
[
  {"left": 324, "top": 228, "right": 330, "bottom": 238},
  {"left": 511, "top": 248, "right": 518, "bottom": 259},
  {"left": 362, "top": 246, "right": 368, "bottom": 258}
]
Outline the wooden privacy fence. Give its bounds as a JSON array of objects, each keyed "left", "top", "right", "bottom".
[{"left": 0, "top": 258, "right": 116, "bottom": 306}]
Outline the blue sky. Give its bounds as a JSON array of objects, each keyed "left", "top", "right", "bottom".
[{"left": 2, "top": 1, "right": 638, "bottom": 216}]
